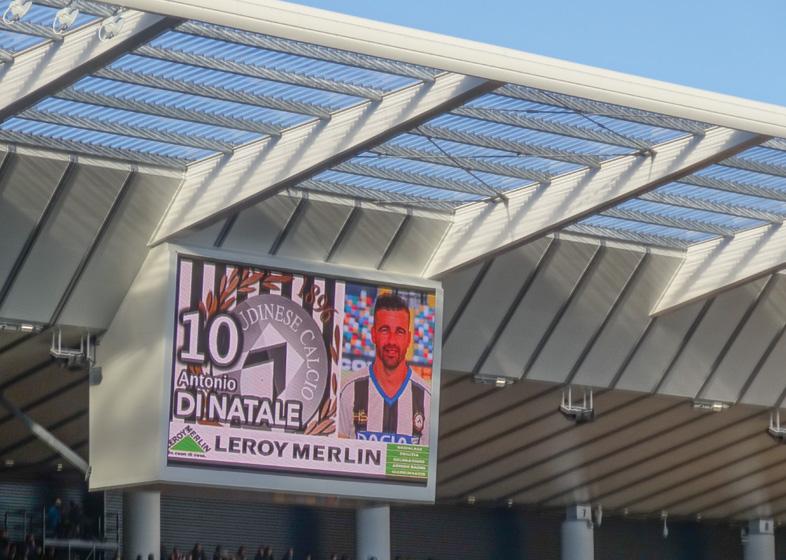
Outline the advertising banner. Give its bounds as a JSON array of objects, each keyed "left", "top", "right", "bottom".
[{"left": 168, "top": 255, "right": 437, "bottom": 484}]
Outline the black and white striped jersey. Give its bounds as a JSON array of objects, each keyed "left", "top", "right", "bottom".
[{"left": 338, "top": 366, "right": 431, "bottom": 445}]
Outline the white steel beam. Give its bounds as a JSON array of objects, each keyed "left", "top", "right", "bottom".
[
  {"left": 101, "top": 0, "right": 786, "bottom": 138},
  {"left": 652, "top": 223, "right": 786, "bottom": 316},
  {"left": 0, "top": 10, "right": 176, "bottom": 122},
  {"left": 152, "top": 73, "right": 499, "bottom": 243},
  {"left": 426, "top": 127, "right": 766, "bottom": 277},
  {"left": 0, "top": 393, "right": 88, "bottom": 474}
]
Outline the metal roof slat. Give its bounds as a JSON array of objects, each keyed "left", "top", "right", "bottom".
[
  {"left": 0, "top": 129, "right": 187, "bottom": 168},
  {"left": 334, "top": 160, "right": 500, "bottom": 197},
  {"left": 94, "top": 66, "right": 332, "bottom": 119},
  {"left": 417, "top": 124, "right": 606, "bottom": 168},
  {"left": 18, "top": 109, "right": 235, "bottom": 153},
  {"left": 723, "top": 156, "right": 786, "bottom": 180},
  {"left": 0, "top": 19, "right": 61, "bottom": 41},
  {"left": 0, "top": 48, "right": 14, "bottom": 63},
  {"left": 762, "top": 138, "right": 786, "bottom": 152},
  {"left": 498, "top": 85, "right": 710, "bottom": 136},
  {"left": 176, "top": 21, "right": 438, "bottom": 82},
  {"left": 602, "top": 207, "right": 738, "bottom": 237},
  {"left": 453, "top": 105, "right": 647, "bottom": 151},
  {"left": 297, "top": 179, "right": 458, "bottom": 212},
  {"left": 640, "top": 190, "right": 784, "bottom": 224},
  {"left": 565, "top": 223, "right": 693, "bottom": 250},
  {"left": 134, "top": 44, "right": 386, "bottom": 100},
  {"left": 371, "top": 144, "right": 551, "bottom": 184},
  {"left": 680, "top": 174, "right": 786, "bottom": 203},
  {"left": 57, "top": 87, "right": 280, "bottom": 135}
]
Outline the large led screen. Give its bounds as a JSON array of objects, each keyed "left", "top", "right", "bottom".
[{"left": 168, "top": 255, "right": 438, "bottom": 484}]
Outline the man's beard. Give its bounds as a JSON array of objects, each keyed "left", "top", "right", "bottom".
[{"left": 380, "top": 345, "right": 404, "bottom": 370}]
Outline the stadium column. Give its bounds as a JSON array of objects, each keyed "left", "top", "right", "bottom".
[
  {"left": 356, "top": 505, "right": 390, "bottom": 560},
  {"left": 744, "top": 520, "right": 775, "bottom": 560},
  {"left": 561, "top": 505, "right": 594, "bottom": 560},
  {"left": 124, "top": 490, "right": 161, "bottom": 560}
]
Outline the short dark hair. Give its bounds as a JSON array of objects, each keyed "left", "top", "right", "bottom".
[{"left": 373, "top": 293, "right": 410, "bottom": 318}]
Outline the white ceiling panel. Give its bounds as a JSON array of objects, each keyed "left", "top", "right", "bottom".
[
  {"left": 442, "top": 240, "right": 550, "bottom": 373},
  {"left": 615, "top": 301, "right": 704, "bottom": 393},
  {"left": 329, "top": 208, "right": 405, "bottom": 269},
  {"left": 659, "top": 279, "right": 766, "bottom": 398},
  {"left": 0, "top": 155, "right": 66, "bottom": 294},
  {"left": 739, "top": 330, "right": 786, "bottom": 407},
  {"left": 59, "top": 172, "right": 181, "bottom": 329},
  {"left": 275, "top": 199, "right": 353, "bottom": 261},
  {"left": 380, "top": 215, "right": 450, "bottom": 276},
  {"left": 480, "top": 240, "right": 597, "bottom": 380},
  {"left": 220, "top": 195, "right": 300, "bottom": 255},
  {"left": 527, "top": 247, "right": 641, "bottom": 384},
  {"left": 0, "top": 166, "right": 128, "bottom": 323},
  {"left": 701, "top": 276, "right": 786, "bottom": 403},
  {"left": 440, "top": 260, "right": 486, "bottom": 334},
  {"left": 572, "top": 253, "right": 681, "bottom": 387}
]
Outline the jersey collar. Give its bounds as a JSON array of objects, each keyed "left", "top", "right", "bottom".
[{"left": 369, "top": 363, "right": 412, "bottom": 405}]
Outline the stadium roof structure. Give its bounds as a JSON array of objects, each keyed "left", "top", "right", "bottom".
[{"left": 6, "top": 0, "right": 786, "bottom": 523}]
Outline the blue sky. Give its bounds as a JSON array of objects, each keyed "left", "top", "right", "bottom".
[{"left": 296, "top": 1, "right": 786, "bottom": 107}]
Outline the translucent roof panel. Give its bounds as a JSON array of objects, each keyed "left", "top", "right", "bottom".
[
  {"left": 110, "top": 53, "right": 357, "bottom": 114},
  {"left": 693, "top": 165, "right": 786, "bottom": 201},
  {"left": 575, "top": 215, "right": 716, "bottom": 248},
  {"left": 654, "top": 182, "right": 786, "bottom": 222},
  {"left": 315, "top": 169, "right": 483, "bottom": 203},
  {"left": 0, "top": 27, "right": 43, "bottom": 51},
  {"left": 382, "top": 133, "right": 574, "bottom": 178},
  {"left": 461, "top": 93, "right": 688, "bottom": 148},
  {"left": 611, "top": 198, "right": 763, "bottom": 235},
  {"left": 428, "top": 113, "right": 634, "bottom": 160},
  {"left": 1, "top": 117, "right": 212, "bottom": 164},
  {"left": 149, "top": 31, "right": 420, "bottom": 95},
  {"left": 30, "top": 97, "right": 260, "bottom": 147},
  {"left": 67, "top": 77, "right": 308, "bottom": 132}
]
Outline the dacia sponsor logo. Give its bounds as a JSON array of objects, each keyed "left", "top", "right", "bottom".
[{"left": 356, "top": 431, "right": 413, "bottom": 444}]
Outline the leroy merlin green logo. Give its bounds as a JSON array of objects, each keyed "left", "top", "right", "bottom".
[{"left": 168, "top": 426, "right": 210, "bottom": 455}]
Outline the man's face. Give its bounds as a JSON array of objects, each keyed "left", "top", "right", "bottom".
[{"left": 371, "top": 308, "right": 411, "bottom": 370}]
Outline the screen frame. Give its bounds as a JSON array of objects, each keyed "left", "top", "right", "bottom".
[{"left": 158, "top": 243, "right": 443, "bottom": 503}]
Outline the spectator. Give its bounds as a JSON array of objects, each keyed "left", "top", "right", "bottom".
[
  {"left": 212, "top": 546, "right": 222, "bottom": 560},
  {"left": 46, "top": 499, "right": 62, "bottom": 537},
  {"left": 190, "top": 544, "right": 205, "bottom": 560},
  {"left": 253, "top": 548, "right": 263, "bottom": 560},
  {"left": 24, "top": 535, "right": 36, "bottom": 560},
  {"left": 262, "top": 548, "right": 273, "bottom": 560},
  {"left": 279, "top": 549, "right": 293, "bottom": 560},
  {"left": 168, "top": 547, "right": 182, "bottom": 560},
  {"left": 67, "top": 502, "right": 82, "bottom": 539},
  {"left": 236, "top": 547, "right": 245, "bottom": 560}
]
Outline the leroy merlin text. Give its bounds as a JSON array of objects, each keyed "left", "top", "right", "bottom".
[{"left": 213, "top": 436, "right": 382, "bottom": 465}]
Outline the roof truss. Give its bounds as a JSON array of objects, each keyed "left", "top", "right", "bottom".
[
  {"left": 426, "top": 127, "right": 766, "bottom": 277},
  {"left": 98, "top": 0, "right": 786, "bottom": 138},
  {"left": 652, "top": 223, "right": 786, "bottom": 315},
  {"left": 152, "top": 73, "right": 500, "bottom": 242}
]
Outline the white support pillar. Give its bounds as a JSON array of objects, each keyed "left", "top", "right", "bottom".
[
  {"left": 124, "top": 490, "right": 160, "bottom": 560},
  {"left": 744, "top": 519, "right": 775, "bottom": 560},
  {"left": 561, "top": 505, "right": 594, "bottom": 560},
  {"left": 356, "top": 505, "right": 390, "bottom": 560}
]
